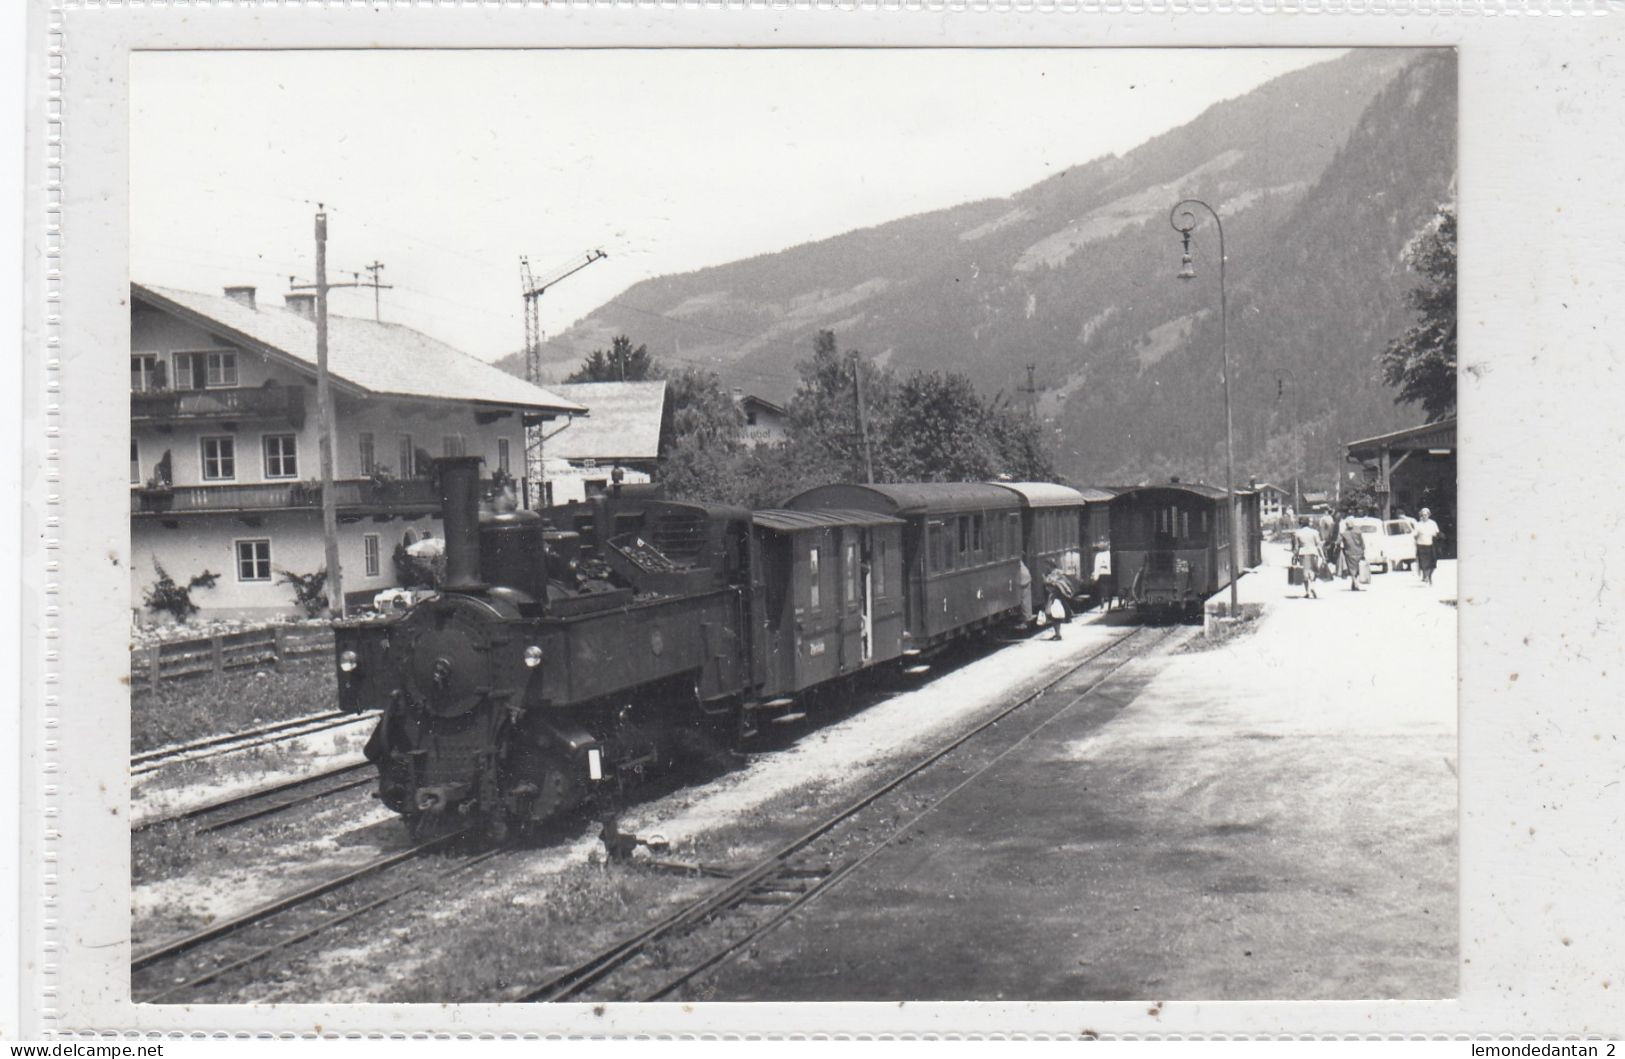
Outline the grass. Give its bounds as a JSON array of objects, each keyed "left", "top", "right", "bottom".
[{"left": 131, "top": 659, "right": 336, "bottom": 754}]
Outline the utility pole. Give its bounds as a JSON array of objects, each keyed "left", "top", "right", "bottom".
[
  {"left": 360, "top": 261, "right": 392, "bottom": 321},
  {"left": 1020, "top": 363, "right": 1039, "bottom": 421},
  {"left": 291, "top": 209, "right": 345, "bottom": 618},
  {"left": 288, "top": 217, "right": 400, "bottom": 616},
  {"left": 519, "top": 249, "right": 608, "bottom": 509},
  {"left": 852, "top": 351, "right": 874, "bottom": 484}
]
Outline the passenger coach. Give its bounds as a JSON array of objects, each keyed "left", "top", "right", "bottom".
[
  {"left": 1108, "top": 482, "right": 1262, "bottom": 616},
  {"left": 786, "top": 483, "right": 1024, "bottom": 653},
  {"left": 990, "top": 482, "right": 1086, "bottom": 615}
]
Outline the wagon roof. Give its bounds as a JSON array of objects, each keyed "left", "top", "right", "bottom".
[
  {"left": 1109, "top": 482, "right": 1235, "bottom": 502},
  {"left": 787, "top": 482, "right": 1022, "bottom": 516},
  {"left": 753, "top": 509, "right": 904, "bottom": 532},
  {"left": 1072, "top": 486, "right": 1120, "bottom": 503},
  {"left": 990, "top": 482, "right": 1089, "bottom": 509}
]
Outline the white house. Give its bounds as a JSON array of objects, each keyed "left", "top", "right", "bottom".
[
  {"left": 540, "top": 381, "right": 667, "bottom": 504},
  {"left": 130, "top": 282, "right": 585, "bottom": 620},
  {"left": 735, "top": 392, "right": 788, "bottom": 447}
]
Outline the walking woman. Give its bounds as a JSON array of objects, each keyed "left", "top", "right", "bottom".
[
  {"left": 1291, "top": 515, "right": 1325, "bottom": 599},
  {"left": 1414, "top": 507, "right": 1444, "bottom": 585}
]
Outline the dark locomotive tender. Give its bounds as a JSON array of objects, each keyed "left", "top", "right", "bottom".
[
  {"left": 336, "top": 462, "right": 1037, "bottom": 837},
  {"left": 1107, "top": 482, "right": 1262, "bottom": 616}
]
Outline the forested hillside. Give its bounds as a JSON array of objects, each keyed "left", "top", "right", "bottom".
[{"left": 514, "top": 48, "right": 1456, "bottom": 488}]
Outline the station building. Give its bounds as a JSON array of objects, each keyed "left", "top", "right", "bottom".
[{"left": 1345, "top": 417, "right": 1457, "bottom": 554}]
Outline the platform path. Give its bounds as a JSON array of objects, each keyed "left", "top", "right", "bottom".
[{"left": 699, "top": 544, "right": 1459, "bottom": 1001}]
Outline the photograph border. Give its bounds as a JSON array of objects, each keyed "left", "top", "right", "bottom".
[{"left": 18, "top": 0, "right": 1625, "bottom": 1039}]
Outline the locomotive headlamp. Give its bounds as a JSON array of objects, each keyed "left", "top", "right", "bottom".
[
  {"left": 339, "top": 649, "right": 359, "bottom": 673},
  {"left": 523, "top": 645, "right": 544, "bottom": 668}
]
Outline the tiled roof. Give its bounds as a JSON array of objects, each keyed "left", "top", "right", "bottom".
[
  {"left": 133, "top": 283, "right": 585, "bottom": 414},
  {"left": 544, "top": 382, "right": 668, "bottom": 461}
]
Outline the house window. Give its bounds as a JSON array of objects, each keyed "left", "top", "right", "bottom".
[
  {"left": 201, "top": 436, "right": 236, "bottom": 481},
  {"left": 497, "top": 438, "right": 510, "bottom": 476},
  {"left": 130, "top": 354, "right": 161, "bottom": 392},
  {"left": 808, "top": 546, "right": 821, "bottom": 610},
  {"left": 359, "top": 433, "right": 376, "bottom": 476},
  {"left": 262, "top": 434, "right": 298, "bottom": 479},
  {"left": 130, "top": 438, "right": 140, "bottom": 484},
  {"left": 397, "top": 434, "right": 414, "bottom": 478},
  {"left": 363, "top": 534, "right": 381, "bottom": 577},
  {"left": 746, "top": 410, "right": 758, "bottom": 426},
  {"left": 235, "top": 538, "right": 272, "bottom": 582},
  {"left": 442, "top": 434, "right": 466, "bottom": 457},
  {"left": 174, "top": 350, "right": 238, "bottom": 390}
]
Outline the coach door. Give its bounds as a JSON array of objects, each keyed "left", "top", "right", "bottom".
[
  {"left": 836, "top": 531, "right": 865, "bottom": 672},
  {"left": 855, "top": 529, "right": 874, "bottom": 663}
]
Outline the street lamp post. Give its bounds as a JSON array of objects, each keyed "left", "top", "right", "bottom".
[{"left": 1170, "top": 199, "right": 1240, "bottom": 618}]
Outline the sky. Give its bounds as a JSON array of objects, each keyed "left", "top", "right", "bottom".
[{"left": 131, "top": 48, "right": 1345, "bottom": 364}]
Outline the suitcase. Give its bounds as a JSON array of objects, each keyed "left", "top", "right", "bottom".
[
  {"left": 1288, "top": 564, "right": 1305, "bottom": 586},
  {"left": 1358, "top": 558, "right": 1371, "bottom": 584}
]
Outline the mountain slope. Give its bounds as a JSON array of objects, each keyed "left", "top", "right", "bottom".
[{"left": 534, "top": 48, "right": 1456, "bottom": 487}]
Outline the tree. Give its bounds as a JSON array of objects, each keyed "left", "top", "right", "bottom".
[
  {"left": 566, "top": 335, "right": 660, "bottom": 383},
  {"left": 1381, "top": 206, "right": 1456, "bottom": 422}
]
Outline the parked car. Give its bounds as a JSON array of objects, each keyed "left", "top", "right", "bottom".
[{"left": 1372, "top": 518, "right": 1419, "bottom": 572}]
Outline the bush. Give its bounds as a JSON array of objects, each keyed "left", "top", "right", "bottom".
[
  {"left": 277, "top": 567, "right": 329, "bottom": 617},
  {"left": 142, "top": 560, "right": 220, "bottom": 622}
]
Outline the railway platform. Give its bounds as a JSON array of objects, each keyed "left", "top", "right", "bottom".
[{"left": 701, "top": 545, "right": 1459, "bottom": 1001}]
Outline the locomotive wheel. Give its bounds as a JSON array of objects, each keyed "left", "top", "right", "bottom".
[{"left": 509, "top": 744, "right": 581, "bottom": 827}]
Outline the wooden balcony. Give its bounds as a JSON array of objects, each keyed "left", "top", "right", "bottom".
[
  {"left": 131, "top": 385, "right": 306, "bottom": 427},
  {"left": 132, "top": 477, "right": 450, "bottom": 517}
]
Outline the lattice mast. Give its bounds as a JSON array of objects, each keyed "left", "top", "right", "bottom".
[{"left": 519, "top": 250, "right": 607, "bottom": 508}]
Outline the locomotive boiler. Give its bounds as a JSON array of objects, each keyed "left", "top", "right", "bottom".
[{"left": 335, "top": 457, "right": 754, "bottom": 838}]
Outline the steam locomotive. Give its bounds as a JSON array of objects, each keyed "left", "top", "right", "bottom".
[{"left": 335, "top": 458, "right": 1257, "bottom": 836}]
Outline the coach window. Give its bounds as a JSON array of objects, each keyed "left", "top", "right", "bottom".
[
  {"left": 875, "top": 539, "right": 887, "bottom": 596},
  {"left": 844, "top": 540, "right": 858, "bottom": 603},
  {"left": 958, "top": 517, "right": 969, "bottom": 560},
  {"left": 808, "top": 545, "right": 821, "bottom": 611},
  {"left": 973, "top": 514, "right": 983, "bottom": 557}
]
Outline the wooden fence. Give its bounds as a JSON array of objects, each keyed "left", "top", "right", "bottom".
[{"left": 130, "top": 625, "right": 335, "bottom": 686}]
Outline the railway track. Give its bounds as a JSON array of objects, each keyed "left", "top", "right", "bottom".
[
  {"left": 132, "top": 828, "right": 499, "bottom": 1004},
  {"left": 519, "top": 622, "right": 1182, "bottom": 1003},
  {"left": 132, "top": 709, "right": 378, "bottom": 777},
  {"left": 131, "top": 761, "right": 375, "bottom": 836}
]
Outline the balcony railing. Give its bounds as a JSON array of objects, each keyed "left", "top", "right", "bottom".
[
  {"left": 132, "top": 477, "right": 451, "bottom": 516},
  {"left": 131, "top": 385, "right": 306, "bottom": 426}
]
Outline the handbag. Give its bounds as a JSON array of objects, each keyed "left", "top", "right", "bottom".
[
  {"left": 1316, "top": 557, "right": 1335, "bottom": 582},
  {"left": 1358, "top": 558, "right": 1371, "bottom": 584},
  {"left": 1047, "top": 598, "right": 1068, "bottom": 621}
]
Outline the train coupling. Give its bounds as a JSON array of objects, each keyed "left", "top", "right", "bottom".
[{"left": 415, "top": 783, "right": 469, "bottom": 813}]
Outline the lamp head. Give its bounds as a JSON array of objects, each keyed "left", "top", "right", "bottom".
[{"left": 1177, "top": 229, "right": 1197, "bottom": 281}]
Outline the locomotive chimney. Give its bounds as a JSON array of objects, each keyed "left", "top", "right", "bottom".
[{"left": 435, "top": 456, "right": 486, "bottom": 591}]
